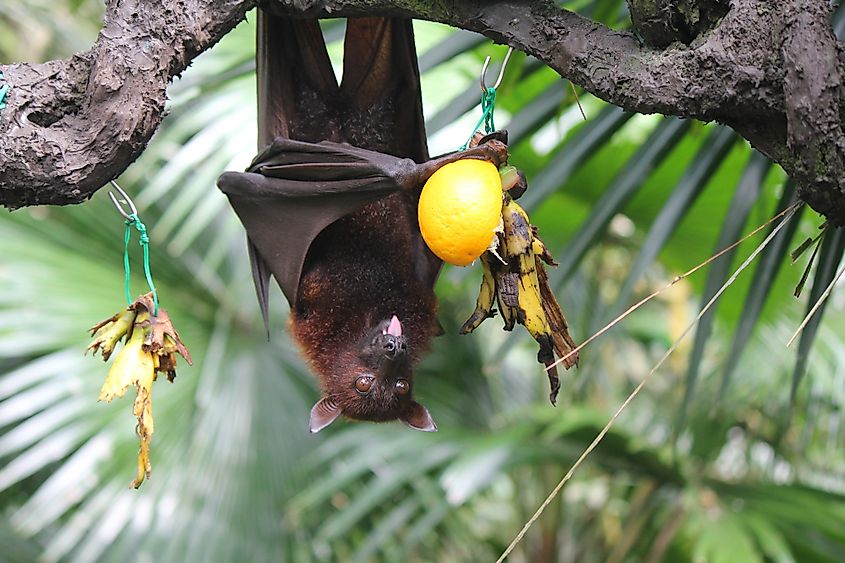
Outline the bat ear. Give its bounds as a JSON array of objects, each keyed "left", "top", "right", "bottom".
[
  {"left": 309, "top": 397, "right": 342, "bottom": 433},
  {"left": 401, "top": 401, "right": 437, "bottom": 432},
  {"left": 433, "top": 319, "right": 446, "bottom": 337}
]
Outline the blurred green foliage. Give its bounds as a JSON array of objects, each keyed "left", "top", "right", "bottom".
[{"left": 2, "top": 1, "right": 845, "bottom": 562}]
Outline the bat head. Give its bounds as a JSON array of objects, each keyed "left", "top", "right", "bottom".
[{"left": 309, "top": 315, "right": 437, "bottom": 433}]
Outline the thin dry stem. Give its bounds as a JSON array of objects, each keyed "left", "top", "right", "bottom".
[
  {"left": 787, "top": 258, "right": 845, "bottom": 347},
  {"left": 545, "top": 202, "right": 803, "bottom": 373}
]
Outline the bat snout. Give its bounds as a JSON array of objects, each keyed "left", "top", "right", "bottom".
[
  {"left": 361, "top": 317, "right": 409, "bottom": 366},
  {"left": 383, "top": 334, "right": 407, "bottom": 360}
]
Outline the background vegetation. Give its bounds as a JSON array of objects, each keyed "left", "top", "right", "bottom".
[{"left": 2, "top": 1, "right": 845, "bottom": 561}]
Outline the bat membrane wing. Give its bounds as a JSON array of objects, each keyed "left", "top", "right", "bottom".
[{"left": 218, "top": 138, "right": 418, "bottom": 307}]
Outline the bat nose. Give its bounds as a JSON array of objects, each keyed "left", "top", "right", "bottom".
[{"left": 383, "top": 335, "right": 407, "bottom": 359}]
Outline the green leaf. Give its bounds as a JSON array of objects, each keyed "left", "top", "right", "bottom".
[
  {"left": 691, "top": 513, "right": 763, "bottom": 563},
  {"left": 678, "top": 151, "right": 772, "bottom": 428},
  {"left": 718, "top": 181, "right": 803, "bottom": 400},
  {"left": 612, "top": 126, "right": 737, "bottom": 317},
  {"left": 552, "top": 117, "right": 692, "bottom": 286},
  {"left": 790, "top": 226, "right": 845, "bottom": 406}
]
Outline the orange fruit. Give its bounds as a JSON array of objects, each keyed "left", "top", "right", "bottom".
[{"left": 418, "top": 159, "right": 503, "bottom": 266}]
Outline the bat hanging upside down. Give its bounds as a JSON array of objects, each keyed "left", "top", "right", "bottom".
[{"left": 217, "top": 14, "right": 576, "bottom": 433}]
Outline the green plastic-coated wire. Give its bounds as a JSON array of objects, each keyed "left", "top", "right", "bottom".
[
  {"left": 123, "top": 214, "right": 159, "bottom": 315},
  {"left": 460, "top": 87, "right": 497, "bottom": 150},
  {"left": 0, "top": 71, "right": 10, "bottom": 110},
  {"left": 482, "top": 86, "right": 497, "bottom": 133}
]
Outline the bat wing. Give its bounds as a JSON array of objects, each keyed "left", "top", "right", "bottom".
[
  {"left": 218, "top": 138, "right": 418, "bottom": 310},
  {"left": 219, "top": 14, "right": 440, "bottom": 327},
  {"left": 339, "top": 18, "right": 444, "bottom": 291}
]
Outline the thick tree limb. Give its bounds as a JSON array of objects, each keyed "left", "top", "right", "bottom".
[
  {"left": 2, "top": 0, "right": 845, "bottom": 223},
  {"left": 781, "top": 0, "right": 845, "bottom": 223},
  {"left": 0, "top": 0, "right": 254, "bottom": 208}
]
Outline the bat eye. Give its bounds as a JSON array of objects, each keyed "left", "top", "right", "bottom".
[
  {"left": 355, "top": 375, "right": 374, "bottom": 394},
  {"left": 395, "top": 379, "right": 410, "bottom": 395}
]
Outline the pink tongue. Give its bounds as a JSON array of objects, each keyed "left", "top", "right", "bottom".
[{"left": 387, "top": 315, "right": 403, "bottom": 337}]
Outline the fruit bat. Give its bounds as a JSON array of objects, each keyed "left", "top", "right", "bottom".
[{"left": 217, "top": 14, "right": 506, "bottom": 432}]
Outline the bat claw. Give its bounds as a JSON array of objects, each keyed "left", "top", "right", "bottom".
[
  {"left": 459, "top": 139, "right": 508, "bottom": 168},
  {"left": 480, "top": 140, "right": 509, "bottom": 168}
]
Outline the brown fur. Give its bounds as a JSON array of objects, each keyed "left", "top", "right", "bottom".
[
  {"left": 240, "top": 15, "right": 439, "bottom": 431},
  {"left": 291, "top": 192, "right": 437, "bottom": 422}
]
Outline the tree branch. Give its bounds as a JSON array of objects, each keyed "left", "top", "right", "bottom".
[
  {"left": 2, "top": 0, "right": 845, "bottom": 224},
  {"left": 270, "top": 0, "right": 845, "bottom": 223},
  {"left": 781, "top": 0, "right": 845, "bottom": 222},
  {"left": 0, "top": 0, "right": 254, "bottom": 208}
]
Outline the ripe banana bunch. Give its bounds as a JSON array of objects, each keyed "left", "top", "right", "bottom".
[
  {"left": 87, "top": 293, "right": 191, "bottom": 488},
  {"left": 460, "top": 168, "right": 578, "bottom": 405}
]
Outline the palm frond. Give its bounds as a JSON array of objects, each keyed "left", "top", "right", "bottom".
[
  {"left": 3, "top": 2, "right": 845, "bottom": 561},
  {"left": 678, "top": 151, "right": 773, "bottom": 427}
]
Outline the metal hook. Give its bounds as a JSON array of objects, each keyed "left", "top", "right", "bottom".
[
  {"left": 480, "top": 46, "right": 514, "bottom": 93},
  {"left": 108, "top": 181, "right": 138, "bottom": 220}
]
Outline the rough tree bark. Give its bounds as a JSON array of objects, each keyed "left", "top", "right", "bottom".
[{"left": 1, "top": 0, "right": 844, "bottom": 223}]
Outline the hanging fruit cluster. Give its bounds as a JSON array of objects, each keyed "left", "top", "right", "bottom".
[
  {"left": 87, "top": 293, "right": 191, "bottom": 488},
  {"left": 417, "top": 133, "right": 579, "bottom": 404}
]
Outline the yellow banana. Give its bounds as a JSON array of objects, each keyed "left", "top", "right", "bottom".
[
  {"left": 536, "top": 254, "right": 579, "bottom": 369},
  {"left": 132, "top": 380, "right": 154, "bottom": 489},
  {"left": 460, "top": 252, "right": 497, "bottom": 334},
  {"left": 87, "top": 294, "right": 193, "bottom": 489},
  {"left": 501, "top": 197, "right": 553, "bottom": 350},
  {"left": 460, "top": 172, "right": 579, "bottom": 405},
  {"left": 499, "top": 196, "right": 565, "bottom": 403},
  {"left": 87, "top": 307, "right": 137, "bottom": 361},
  {"left": 97, "top": 313, "right": 152, "bottom": 402},
  {"left": 531, "top": 232, "right": 578, "bottom": 369}
]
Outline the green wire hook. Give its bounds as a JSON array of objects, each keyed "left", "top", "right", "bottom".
[
  {"left": 108, "top": 181, "right": 159, "bottom": 315},
  {"left": 0, "top": 71, "right": 10, "bottom": 110},
  {"left": 461, "top": 47, "right": 514, "bottom": 150}
]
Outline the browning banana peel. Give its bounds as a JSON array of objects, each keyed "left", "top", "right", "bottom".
[
  {"left": 87, "top": 293, "right": 191, "bottom": 488},
  {"left": 462, "top": 182, "right": 579, "bottom": 405},
  {"left": 460, "top": 252, "right": 497, "bottom": 334}
]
